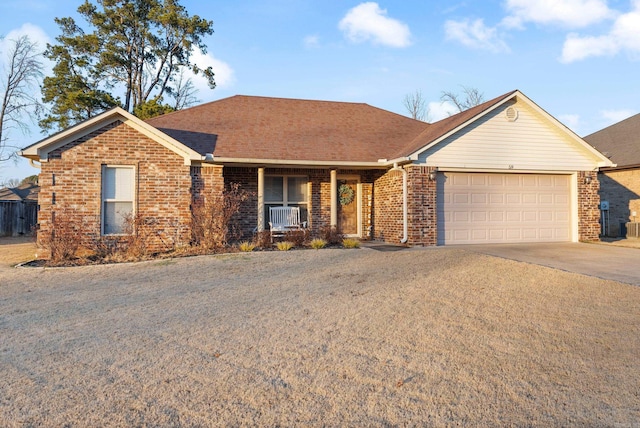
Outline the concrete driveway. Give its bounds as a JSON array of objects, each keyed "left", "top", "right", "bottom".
[{"left": 460, "top": 242, "right": 640, "bottom": 286}]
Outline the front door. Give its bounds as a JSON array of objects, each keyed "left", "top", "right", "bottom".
[{"left": 338, "top": 179, "right": 359, "bottom": 235}]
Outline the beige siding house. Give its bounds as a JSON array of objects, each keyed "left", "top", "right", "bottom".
[{"left": 21, "top": 90, "right": 612, "bottom": 253}]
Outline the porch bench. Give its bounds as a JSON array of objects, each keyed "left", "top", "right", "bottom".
[{"left": 269, "top": 206, "right": 307, "bottom": 243}]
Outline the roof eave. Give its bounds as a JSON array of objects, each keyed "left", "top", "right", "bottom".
[{"left": 200, "top": 156, "right": 400, "bottom": 169}]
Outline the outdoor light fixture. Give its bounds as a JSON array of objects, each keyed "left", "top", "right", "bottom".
[
  {"left": 428, "top": 171, "right": 437, "bottom": 181},
  {"left": 584, "top": 176, "right": 592, "bottom": 184}
]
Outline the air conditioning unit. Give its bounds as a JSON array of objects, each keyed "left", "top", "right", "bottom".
[{"left": 627, "top": 222, "right": 640, "bottom": 238}]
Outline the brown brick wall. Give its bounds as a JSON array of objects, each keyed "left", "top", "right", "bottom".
[
  {"left": 578, "top": 171, "right": 601, "bottom": 241},
  {"left": 372, "top": 165, "right": 438, "bottom": 245},
  {"left": 406, "top": 166, "right": 437, "bottom": 246},
  {"left": 38, "top": 121, "right": 192, "bottom": 254},
  {"left": 598, "top": 169, "right": 640, "bottom": 237},
  {"left": 373, "top": 168, "right": 404, "bottom": 243}
]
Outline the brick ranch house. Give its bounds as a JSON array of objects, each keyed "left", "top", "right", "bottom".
[
  {"left": 583, "top": 113, "right": 640, "bottom": 237},
  {"left": 20, "top": 90, "right": 613, "bottom": 253}
]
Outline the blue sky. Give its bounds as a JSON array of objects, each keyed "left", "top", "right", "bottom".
[{"left": 1, "top": 0, "right": 639, "bottom": 181}]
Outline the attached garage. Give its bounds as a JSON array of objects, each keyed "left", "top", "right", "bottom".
[{"left": 437, "top": 172, "right": 572, "bottom": 244}]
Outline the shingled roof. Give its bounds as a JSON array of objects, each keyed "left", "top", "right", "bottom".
[
  {"left": 146, "top": 95, "right": 430, "bottom": 163},
  {"left": 0, "top": 183, "right": 39, "bottom": 202},
  {"left": 583, "top": 113, "right": 640, "bottom": 169}
]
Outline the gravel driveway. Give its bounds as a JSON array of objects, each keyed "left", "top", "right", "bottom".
[{"left": 1, "top": 247, "right": 639, "bottom": 426}]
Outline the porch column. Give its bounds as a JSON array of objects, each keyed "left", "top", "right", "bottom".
[
  {"left": 257, "top": 167, "right": 265, "bottom": 232},
  {"left": 330, "top": 169, "right": 337, "bottom": 228}
]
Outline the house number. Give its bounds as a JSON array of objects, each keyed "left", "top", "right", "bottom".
[{"left": 508, "top": 164, "right": 514, "bottom": 169}]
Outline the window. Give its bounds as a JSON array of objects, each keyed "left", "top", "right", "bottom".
[
  {"left": 102, "top": 166, "right": 134, "bottom": 235},
  {"left": 264, "top": 176, "right": 308, "bottom": 224}
]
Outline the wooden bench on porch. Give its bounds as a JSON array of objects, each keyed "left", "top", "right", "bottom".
[{"left": 269, "top": 206, "right": 307, "bottom": 243}]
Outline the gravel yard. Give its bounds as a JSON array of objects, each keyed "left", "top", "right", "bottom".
[{"left": 1, "top": 246, "right": 639, "bottom": 426}]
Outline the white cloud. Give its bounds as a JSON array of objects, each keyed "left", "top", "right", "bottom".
[
  {"left": 338, "top": 2, "right": 411, "bottom": 48},
  {"left": 1, "top": 23, "right": 50, "bottom": 54},
  {"left": 189, "top": 49, "right": 235, "bottom": 91},
  {"left": 444, "top": 18, "right": 509, "bottom": 53},
  {"left": 560, "top": 3, "right": 640, "bottom": 62},
  {"left": 503, "top": 0, "right": 614, "bottom": 29},
  {"left": 428, "top": 100, "right": 459, "bottom": 122},
  {"left": 601, "top": 109, "right": 637, "bottom": 124},
  {"left": 303, "top": 35, "right": 320, "bottom": 48}
]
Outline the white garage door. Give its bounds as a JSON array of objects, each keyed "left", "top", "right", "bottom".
[{"left": 437, "top": 172, "right": 571, "bottom": 245}]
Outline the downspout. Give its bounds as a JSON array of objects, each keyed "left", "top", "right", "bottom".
[{"left": 390, "top": 163, "right": 408, "bottom": 244}]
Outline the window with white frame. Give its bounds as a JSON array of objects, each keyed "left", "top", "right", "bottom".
[
  {"left": 264, "top": 176, "right": 308, "bottom": 224},
  {"left": 101, "top": 166, "right": 135, "bottom": 235}
]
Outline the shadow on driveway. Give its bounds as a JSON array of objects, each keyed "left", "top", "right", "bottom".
[{"left": 457, "top": 242, "right": 640, "bottom": 286}]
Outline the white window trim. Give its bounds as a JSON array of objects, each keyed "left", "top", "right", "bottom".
[{"left": 101, "top": 165, "right": 136, "bottom": 236}]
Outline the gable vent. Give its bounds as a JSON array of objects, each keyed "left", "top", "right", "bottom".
[{"left": 505, "top": 106, "right": 518, "bottom": 122}]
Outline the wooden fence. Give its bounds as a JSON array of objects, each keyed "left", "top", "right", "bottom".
[{"left": 0, "top": 201, "right": 38, "bottom": 237}]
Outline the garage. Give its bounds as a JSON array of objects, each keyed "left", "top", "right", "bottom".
[{"left": 437, "top": 172, "right": 572, "bottom": 245}]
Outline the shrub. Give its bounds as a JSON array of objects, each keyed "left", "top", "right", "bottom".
[
  {"left": 342, "top": 238, "right": 360, "bottom": 249},
  {"left": 191, "top": 182, "right": 251, "bottom": 251},
  {"left": 284, "top": 228, "right": 310, "bottom": 247},
  {"left": 41, "top": 207, "right": 81, "bottom": 265},
  {"left": 276, "top": 241, "right": 294, "bottom": 251},
  {"left": 238, "top": 241, "right": 256, "bottom": 252},
  {"left": 310, "top": 238, "right": 327, "bottom": 249},
  {"left": 319, "top": 225, "right": 343, "bottom": 245},
  {"left": 253, "top": 230, "right": 272, "bottom": 249}
]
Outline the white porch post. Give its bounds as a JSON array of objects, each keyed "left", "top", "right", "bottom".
[
  {"left": 330, "top": 169, "right": 337, "bottom": 228},
  {"left": 257, "top": 167, "right": 265, "bottom": 232}
]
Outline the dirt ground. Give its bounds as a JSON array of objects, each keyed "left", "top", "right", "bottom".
[{"left": 1, "top": 243, "right": 639, "bottom": 426}]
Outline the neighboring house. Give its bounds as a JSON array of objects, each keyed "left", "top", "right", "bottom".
[
  {"left": 20, "top": 90, "right": 612, "bottom": 253},
  {"left": 0, "top": 183, "right": 39, "bottom": 236},
  {"left": 583, "top": 113, "right": 640, "bottom": 237}
]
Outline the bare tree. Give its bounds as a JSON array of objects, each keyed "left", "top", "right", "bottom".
[
  {"left": 170, "top": 70, "right": 201, "bottom": 110},
  {"left": 0, "top": 35, "right": 43, "bottom": 162},
  {"left": 402, "top": 89, "right": 429, "bottom": 121},
  {"left": 440, "top": 85, "right": 485, "bottom": 114}
]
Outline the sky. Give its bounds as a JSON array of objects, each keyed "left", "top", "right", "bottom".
[{"left": 1, "top": 0, "right": 639, "bottom": 182}]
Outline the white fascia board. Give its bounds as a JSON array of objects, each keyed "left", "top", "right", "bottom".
[{"left": 205, "top": 157, "right": 390, "bottom": 169}]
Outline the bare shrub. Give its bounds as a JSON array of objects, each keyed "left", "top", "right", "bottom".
[
  {"left": 319, "top": 225, "right": 343, "bottom": 246},
  {"left": 41, "top": 207, "right": 81, "bottom": 265},
  {"left": 87, "top": 214, "right": 162, "bottom": 262},
  {"left": 191, "top": 183, "right": 250, "bottom": 251},
  {"left": 284, "top": 228, "right": 310, "bottom": 247},
  {"left": 253, "top": 230, "right": 272, "bottom": 249}
]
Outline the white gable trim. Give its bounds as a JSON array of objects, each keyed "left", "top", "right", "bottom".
[
  {"left": 409, "top": 90, "right": 614, "bottom": 168},
  {"left": 20, "top": 107, "right": 203, "bottom": 166}
]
